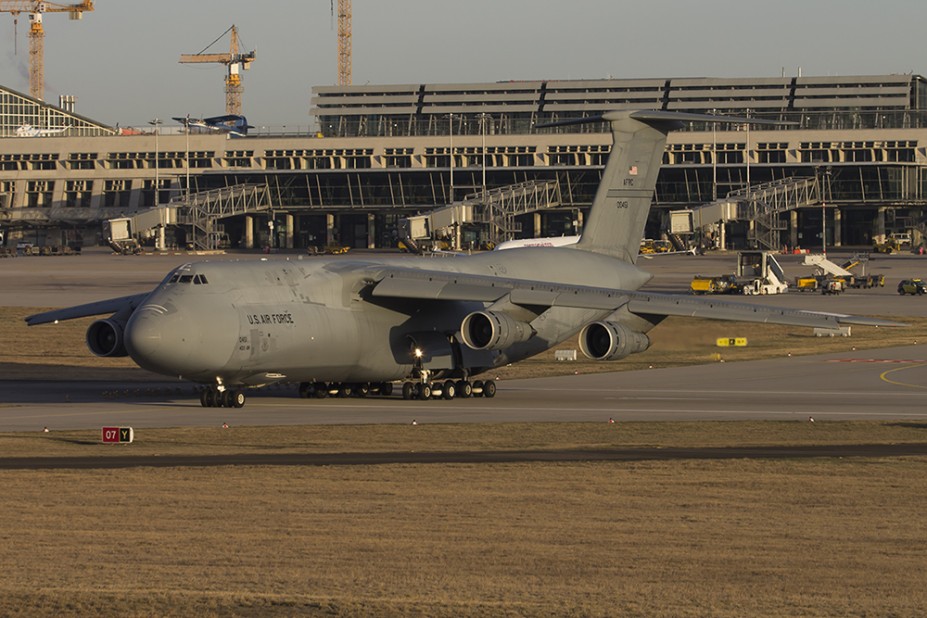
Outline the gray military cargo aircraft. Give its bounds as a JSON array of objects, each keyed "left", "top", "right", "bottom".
[{"left": 25, "top": 111, "right": 899, "bottom": 408}]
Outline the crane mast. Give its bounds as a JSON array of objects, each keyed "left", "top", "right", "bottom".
[
  {"left": 337, "top": 0, "right": 351, "bottom": 86},
  {"left": 1, "top": 0, "right": 94, "bottom": 101},
  {"left": 179, "top": 25, "right": 256, "bottom": 116}
]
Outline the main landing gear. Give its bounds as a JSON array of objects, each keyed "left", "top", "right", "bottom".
[
  {"left": 297, "top": 381, "right": 394, "bottom": 399},
  {"left": 199, "top": 387, "right": 246, "bottom": 408},
  {"left": 400, "top": 378, "right": 495, "bottom": 401},
  {"left": 294, "top": 379, "right": 495, "bottom": 401}
]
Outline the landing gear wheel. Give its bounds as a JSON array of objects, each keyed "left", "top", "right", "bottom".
[
  {"left": 443, "top": 380, "right": 456, "bottom": 400},
  {"left": 483, "top": 380, "right": 497, "bottom": 398},
  {"left": 419, "top": 384, "right": 432, "bottom": 401},
  {"left": 380, "top": 382, "right": 394, "bottom": 397},
  {"left": 220, "top": 390, "right": 234, "bottom": 408},
  {"left": 200, "top": 390, "right": 210, "bottom": 407},
  {"left": 472, "top": 380, "right": 484, "bottom": 397},
  {"left": 456, "top": 380, "right": 472, "bottom": 398},
  {"left": 231, "top": 390, "right": 246, "bottom": 408},
  {"left": 402, "top": 382, "right": 414, "bottom": 400},
  {"left": 355, "top": 383, "right": 370, "bottom": 398},
  {"left": 338, "top": 385, "right": 353, "bottom": 398},
  {"left": 204, "top": 388, "right": 219, "bottom": 407}
]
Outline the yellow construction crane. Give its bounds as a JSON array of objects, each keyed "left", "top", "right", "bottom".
[
  {"left": 332, "top": 0, "right": 351, "bottom": 86},
  {"left": 0, "top": 0, "right": 94, "bottom": 101},
  {"left": 179, "top": 25, "right": 255, "bottom": 116}
]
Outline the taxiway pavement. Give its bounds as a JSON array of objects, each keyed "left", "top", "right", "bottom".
[{"left": 2, "top": 343, "right": 926, "bottom": 430}]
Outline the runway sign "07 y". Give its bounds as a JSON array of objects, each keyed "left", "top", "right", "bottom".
[{"left": 102, "top": 427, "right": 134, "bottom": 444}]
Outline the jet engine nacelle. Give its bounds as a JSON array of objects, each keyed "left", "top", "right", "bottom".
[
  {"left": 86, "top": 319, "right": 129, "bottom": 357},
  {"left": 460, "top": 310, "right": 534, "bottom": 351},
  {"left": 578, "top": 321, "right": 650, "bottom": 361}
]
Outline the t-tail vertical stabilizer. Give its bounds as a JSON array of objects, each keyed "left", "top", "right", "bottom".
[{"left": 540, "top": 111, "right": 779, "bottom": 263}]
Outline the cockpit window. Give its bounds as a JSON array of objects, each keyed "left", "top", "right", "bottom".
[{"left": 166, "top": 267, "right": 209, "bottom": 286}]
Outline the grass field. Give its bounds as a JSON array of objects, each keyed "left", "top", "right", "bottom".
[{"left": 1, "top": 422, "right": 926, "bottom": 617}]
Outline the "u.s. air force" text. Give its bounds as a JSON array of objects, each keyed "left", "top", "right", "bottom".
[{"left": 246, "top": 312, "right": 294, "bottom": 325}]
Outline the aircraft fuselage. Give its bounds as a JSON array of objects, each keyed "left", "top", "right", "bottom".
[{"left": 123, "top": 249, "right": 651, "bottom": 387}]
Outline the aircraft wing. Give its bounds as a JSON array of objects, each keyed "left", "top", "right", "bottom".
[
  {"left": 369, "top": 267, "right": 630, "bottom": 309},
  {"left": 368, "top": 267, "right": 903, "bottom": 329},
  {"left": 24, "top": 293, "right": 151, "bottom": 326}
]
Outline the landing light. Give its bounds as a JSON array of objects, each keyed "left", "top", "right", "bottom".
[{"left": 414, "top": 348, "right": 423, "bottom": 358}]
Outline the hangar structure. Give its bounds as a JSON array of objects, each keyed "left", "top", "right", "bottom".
[{"left": 1, "top": 74, "right": 927, "bottom": 251}]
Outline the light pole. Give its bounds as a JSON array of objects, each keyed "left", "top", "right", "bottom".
[
  {"left": 148, "top": 118, "right": 163, "bottom": 250},
  {"left": 184, "top": 115, "right": 193, "bottom": 251},
  {"left": 448, "top": 113, "right": 454, "bottom": 204},
  {"left": 480, "top": 113, "right": 487, "bottom": 202},
  {"left": 479, "top": 113, "right": 489, "bottom": 244},
  {"left": 820, "top": 167, "right": 831, "bottom": 258},
  {"left": 744, "top": 109, "right": 751, "bottom": 196},
  {"left": 711, "top": 113, "right": 717, "bottom": 202}
]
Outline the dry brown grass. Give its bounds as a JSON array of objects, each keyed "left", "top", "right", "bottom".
[{"left": 1, "top": 454, "right": 926, "bottom": 617}]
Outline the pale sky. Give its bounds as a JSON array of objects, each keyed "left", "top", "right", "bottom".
[{"left": 1, "top": 0, "right": 925, "bottom": 129}]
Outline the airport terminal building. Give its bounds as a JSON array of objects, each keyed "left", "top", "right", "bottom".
[{"left": 1, "top": 73, "right": 927, "bottom": 251}]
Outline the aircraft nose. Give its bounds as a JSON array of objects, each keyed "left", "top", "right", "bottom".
[{"left": 125, "top": 304, "right": 196, "bottom": 377}]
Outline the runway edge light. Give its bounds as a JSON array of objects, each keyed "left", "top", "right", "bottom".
[{"left": 102, "top": 427, "right": 134, "bottom": 444}]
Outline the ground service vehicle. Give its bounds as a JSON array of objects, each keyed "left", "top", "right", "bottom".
[
  {"left": 898, "top": 279, "right": 927, "bottom": 295},
  {"left": 690, "top": 274, "right": 740, "bottom": 294},
  {"left": 873, "top": 239, "right": 901, "bottom": 254},
  {"left": 739, "top": 251, "right": 789, "bottom": 295}
]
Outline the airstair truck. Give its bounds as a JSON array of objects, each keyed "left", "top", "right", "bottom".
[
  {"left": 803, "top": 254, "right": 884, "bottom": 290},
  {"left": 739, "top": 251, "right": 789, "bottom": 295}
]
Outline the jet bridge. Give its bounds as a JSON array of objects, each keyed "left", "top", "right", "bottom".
[
  {"left": 691, "top": 177, "right": 820, "bottom": 251},
  {"left": 107, "top": 183, "right": 273, "bottom": 252},
  {"left": 474, "top": 178, "right": 562, "bottom": 244},
  {"left": 399, "top": 178, "right": 562, "bottom": 250}
]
